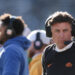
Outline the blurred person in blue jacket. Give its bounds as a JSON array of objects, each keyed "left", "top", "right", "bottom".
[{"left": 0, "top": 13, "right": 31, "bottom": 75}]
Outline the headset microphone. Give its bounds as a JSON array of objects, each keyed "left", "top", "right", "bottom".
[{"left": 64, "top": 40, "right": 72, "bottom": 45}]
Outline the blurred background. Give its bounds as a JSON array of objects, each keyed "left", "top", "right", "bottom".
[{"left": 0, "top": 0, "right": 75, "bottom": 30}]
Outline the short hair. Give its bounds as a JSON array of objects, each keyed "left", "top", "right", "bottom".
[
  {"left": 0, "top": 13, "right": 26, "bottom": 36},
  {"left": 46, "top": 11, "right": 74, "bottom": 26}
]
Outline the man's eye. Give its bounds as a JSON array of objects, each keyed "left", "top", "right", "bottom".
[
  {"left": 55, "top": 30, "right": 60, "bottom": 32},
  {"left": 63, "top": 29, "right": 68, "bottom": 32}
]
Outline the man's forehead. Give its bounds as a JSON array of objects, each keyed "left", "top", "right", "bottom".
[
  {"left": 52, "top": 22, "right": 71, "bottom": 27},
  {"left": 51, "top": 22, "right": 72, "bottom": 31}
]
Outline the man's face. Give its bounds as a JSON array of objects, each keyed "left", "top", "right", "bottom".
[
  {"left": 51, "top": 22, "right": 72, "bottom": 48},
  {"left": 0, "top": 25, "right": 6, "bottom": 43}
]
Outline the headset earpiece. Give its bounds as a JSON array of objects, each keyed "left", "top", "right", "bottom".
[
  {"left": 45, "top": 23, "right": 52, "bottom": 37},
  {"left": 71, "top": 20, "right": 75, "bottom": 37},
  {"left": 45, "top": 17, "right": 52, "bottom": 37},
  {"left": 5, "top": 18, "right": 16, "bottom": 38},
  {"left": 34, "top": 32, "right": 43, "bottom": 50}
]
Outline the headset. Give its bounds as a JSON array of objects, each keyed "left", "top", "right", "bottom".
[
  {"left": 34, "top": 32, "right": 43, "bottom": 50},
  {"left": 5, "top": 17, "right": 16, "bottom": 38},
  {"left": 45, "top": 17, "right": 75, "bottom": 37}
]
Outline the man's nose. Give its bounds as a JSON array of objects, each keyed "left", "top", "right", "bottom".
[{"left": 59, "top": 32, "right": 64, "bottom": 37}]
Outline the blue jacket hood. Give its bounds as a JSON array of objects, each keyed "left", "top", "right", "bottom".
[{"left": 3, "top": 36, "right": 31, "bottom": 50}]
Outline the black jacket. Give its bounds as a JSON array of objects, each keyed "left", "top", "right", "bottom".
[{"left": 42, "top": 43, "right": 75, "bottom": 75}]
